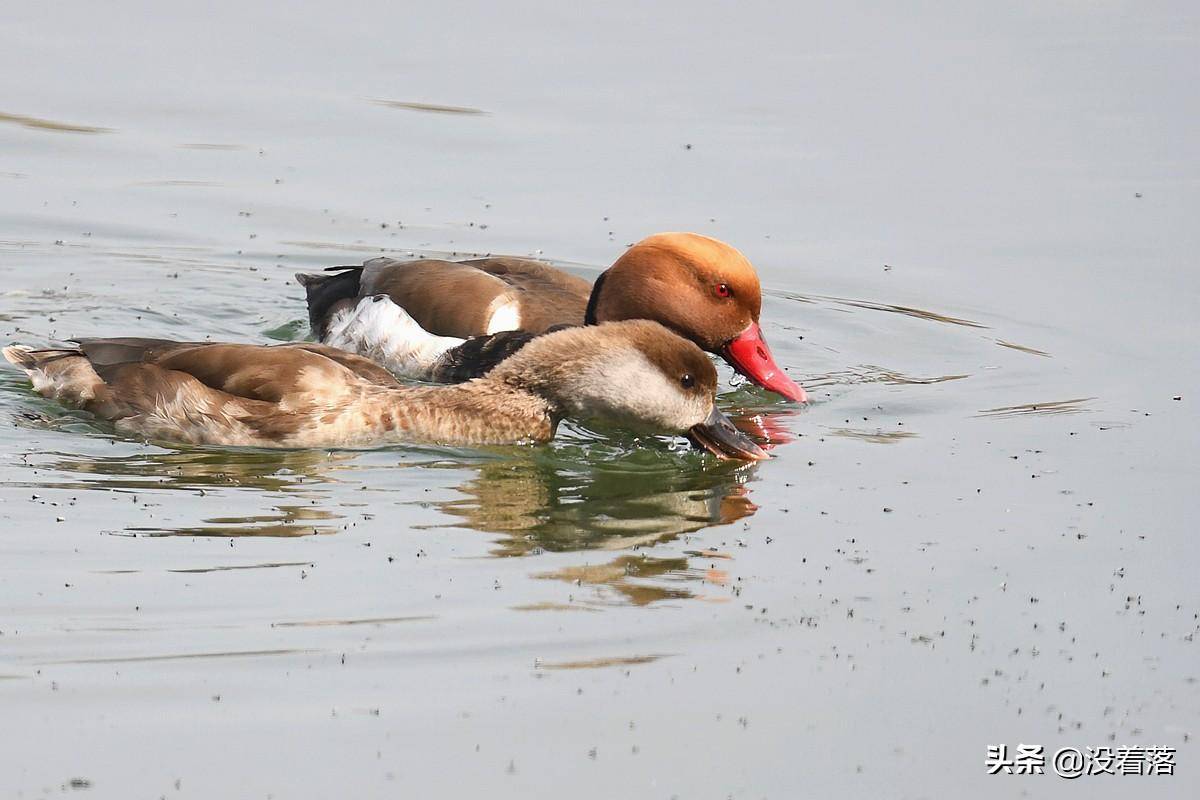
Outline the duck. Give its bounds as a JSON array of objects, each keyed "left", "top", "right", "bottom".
[
  {"left": 3, "top": 315, "right": 768, "bottom": 459},
  {"left": 296, "top": 232, "right": 807, "bottom": 402}
]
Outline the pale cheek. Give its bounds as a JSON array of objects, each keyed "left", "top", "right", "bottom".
[
  {"left": 683, "top": 397, "right": 712, "bottom": 428},
  {"left": 652, "top": 395, "right": 711, "bottom": 432}
]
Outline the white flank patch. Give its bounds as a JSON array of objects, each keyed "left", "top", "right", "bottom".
[
  {"left": 484, "top": 298, "right": 521, "bottom": 334},
  {"left": 323, "top": 296, "right": 464, "bottom": 380}
]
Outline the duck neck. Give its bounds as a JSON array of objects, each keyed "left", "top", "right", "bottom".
[{"left": 362, "top": 380, "right": 559, "bottom": 446}]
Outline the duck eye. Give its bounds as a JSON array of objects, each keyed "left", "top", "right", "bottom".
[
  {"left": 714, "top": 283, "right": 732, "bottom": 299},
  {"left": 680, "top": 373, "right": 695, "bottom": 389}
]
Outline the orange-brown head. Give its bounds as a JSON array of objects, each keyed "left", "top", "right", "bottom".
[{"left": 586, "top": 233, "right": 806, "bottom": 402}]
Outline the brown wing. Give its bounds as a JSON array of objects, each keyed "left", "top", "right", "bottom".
[
  {"left": 77, "top": 338, "right": 398, "bottom": 404},
  {"left": 284, "top": 343, "right": 401, "bottom": 388},
  {"left": 359, "top": 258, "right": 516, "bottom": 338},
  {"left": 463, "top": 257, "right": 592, "bottom": 333},
  {"left": 75, "top": 342, "right": 356, "bottom": 408},
  {"left": 77, "top": 337, "right": 208, "bottom": 366},
  {"left": 359, "top": 257, "right": 591, "bottom": 338},
  {"left": 157, "top": 344, "right": 389, "bottom": 406}
]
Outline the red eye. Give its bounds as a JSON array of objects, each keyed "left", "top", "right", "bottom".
[{"left": 714, "top": 283, "right": 732, "bottom": 298}]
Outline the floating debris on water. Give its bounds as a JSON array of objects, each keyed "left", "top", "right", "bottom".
[
  {"left": 995, "top": 339, "right": 1051, "bottom": 357},
  {"left": 976, "top": 397, "right": 1097, "bottom": 418},
  {"left": 0, "top": 111, "right": 112, "bottom": 134},
  {"left": 827, "top": 427, "right": 918, "bottom": 444},
  {"left": 369, "top": 98, "right": 487, "bottom": 115},
  {"left": 537, "top": 654, "right": 670, "bottom": 670}
]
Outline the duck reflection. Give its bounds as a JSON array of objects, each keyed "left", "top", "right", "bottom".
[
  {"left": 121, "top": 504, "right": 342, "bottom": 538},
  {"left": 531, "top": 554, "right": 732, "bottom": 607},
  {"left": 12, "top": 447, "right": 353, "bottom": 536},
  {"left": 426, "top": 435, "right": 758, "bottom": 607},
  {"left": 7, "top": 393, "right": 772, "bottom": 607},
  {"left": 18, "top": 446, "right": 348, "bottom": 493},
  {"left": 12, "top": 434, "right": 761, "bottom": 546},
  {"left": 431, "top": 442, "right": 758, "bottom": 556}
]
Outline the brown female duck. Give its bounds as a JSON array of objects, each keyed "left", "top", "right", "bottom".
[
  {"left": 3, "top": 319, "right": 767, "bottom": 458},
  {"left": 297, "top": 232, "right": 807, "bottom": 402}
]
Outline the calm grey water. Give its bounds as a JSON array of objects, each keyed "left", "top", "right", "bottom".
[{"left": 1, "top": 3, "right": 1197, "bottom": 798}]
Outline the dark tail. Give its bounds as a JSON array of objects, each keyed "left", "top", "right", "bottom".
[{"left": 295, "top": 266, "right": 364, "bottom": 339}]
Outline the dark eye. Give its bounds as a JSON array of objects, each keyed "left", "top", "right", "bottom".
[
  {"left": 680, "top": 373, "right": 695, "bottom": 389},
  {"left": 714, "top": 283, "right": 732, "bottom": 299}
]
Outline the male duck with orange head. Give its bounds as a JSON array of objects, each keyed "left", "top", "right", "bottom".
[{"left": 297, "top": 233, "right": 807, "bottom": 403}]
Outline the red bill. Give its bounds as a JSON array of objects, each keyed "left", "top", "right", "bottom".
[{"left": 722, "top": 323, "right": 807, "bottom": 403}]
